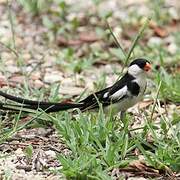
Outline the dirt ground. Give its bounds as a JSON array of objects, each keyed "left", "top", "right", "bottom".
[{"left": 0, "top": 0, "right": 179, "bottom": 179}]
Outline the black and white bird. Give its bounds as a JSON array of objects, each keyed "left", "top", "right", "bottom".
[{"left": 0, "top": 58, "right": 151, "bottom": 117}]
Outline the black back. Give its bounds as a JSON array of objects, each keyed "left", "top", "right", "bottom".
[{"left": 79, "top": 73, "right": 135, "bottom": 110}]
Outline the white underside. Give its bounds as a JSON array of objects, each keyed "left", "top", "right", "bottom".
[
  {"left": 104, "top": 93, "right": 143, "bottom": 115},
  {"left": 104, "top": 73, "right": 147, "bottom": 115},
  {"left": 84, "top": 67, "right": 148, "bottom": 115}
]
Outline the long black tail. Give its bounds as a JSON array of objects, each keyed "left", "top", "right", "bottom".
[
  {"left": 0, "top": 90, "right": 83, "bottom": 113},
  {"left": 0, "top": 102, "right": 22, "bottom": 111}
]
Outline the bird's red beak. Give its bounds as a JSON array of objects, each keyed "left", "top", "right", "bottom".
[{"left": 144, "top": 62, "right": 151, "bottom": 72}]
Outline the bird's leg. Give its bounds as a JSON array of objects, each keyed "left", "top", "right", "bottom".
[
  {"left": 120, "top": 111, "right": 126, "bottom": 121},
  {"left": 120, "top": 111, "right": 133, "bottom": 138}
]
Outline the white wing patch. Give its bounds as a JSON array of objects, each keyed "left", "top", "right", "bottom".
[
  {"left": 110, "top": 86, "right": 127, "bottom": 101},
  {"left": 103, "top": 92, "right": 109, "bottom": 98}
]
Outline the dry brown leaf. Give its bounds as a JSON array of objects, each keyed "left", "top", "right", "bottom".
[
  {"left": 150, "top": 22, "right": 168, "bottom": 38},
  {"left": 116, "top": 160, "right": 161, "bottom": 178},
  {"left": 9, "top": 75, "right": 25, "bottom": 84},
  {"left": 57, "top": 36, "right": 82, "bottom": 47},
  {"left": 57, "top": 32, "right": 100, "bottom": 47},
  {"left": 129, "top": 160, "right": 157, "bottom": 172},
  {"left": 137, "top": 100, "right": 153, "bottom": 109},
  {"left": 153, "top": 27, "right": 168, "bottom": 37},
  {"left": 79, "top": 32, "right": 100, "bottom": 42},
  {"left": 0, "top": 75, "right": 8, "bottom": 87}
]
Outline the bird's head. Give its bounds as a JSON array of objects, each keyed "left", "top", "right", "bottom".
[{"left": 128, "top": 58, "right": 151, "bottom": 77}]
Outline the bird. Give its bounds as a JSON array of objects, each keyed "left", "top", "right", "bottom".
[{"left": 0, "top": 58, "right": 151, "bottom": 118}]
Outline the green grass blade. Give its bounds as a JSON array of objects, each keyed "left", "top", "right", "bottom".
[
  {"left": 106, "top": 21, "right": 126, "bottom": 58},
  {"left": 118, "top": 17, "right": 151, "bottom": 78}
]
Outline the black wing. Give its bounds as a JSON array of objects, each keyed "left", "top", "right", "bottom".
[
  {"left": 79, "top": 87, "right": 111, "bottom": 111},
  {"left": 108, "top": 73, "right": 135, "bottom": 96},
  {"left": 79, "top": 73, "right": 135, "bottom": 111}
]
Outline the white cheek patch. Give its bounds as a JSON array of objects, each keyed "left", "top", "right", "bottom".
[{"left": 128, "top": 64, "right": 142, "bottom": 76}]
